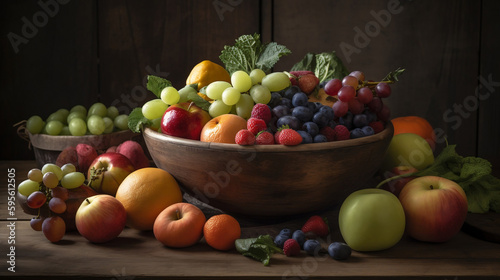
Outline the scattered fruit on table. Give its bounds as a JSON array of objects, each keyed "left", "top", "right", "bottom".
[
  {"left": 381, "top": 133, "right": 435, "bottom": 172},
  {"left": 115, "top": 167, "right": 183, "bottom": 231},
  {"left": 338, "top": 188, "right": 406, "bottom": 252},
  {"left": 25, "top": 102, "right": 129, "bottom": 136},
  {"left": 392, "top": 115, "right": 436, "bottom": 150},
  {"left": 153, "top": 202, "right": 206, "bottom": 248},
  {"left": 303, "top": 239, "right": 321, "bottom": 256},
  {"left": 75, "top": 194, "right": 127, "bottom": 243},
  {"left": 87, "top": 152, "right": 135, "bottom": 196},
  {"left": 398, "top": 176, "right": 468, "bottom": 243},
  {"left": 301, "top": 215, "right": 330, "bottom": 238},
  {"left": 328, "top": 242, "right": 352, "bottom": 260},
  {"left": 283, "top": 239, "right": 301, "bottom": 257},
  {"left": 160, "top": 102, "right": 211, "bottom": 140},
  {"left": 203, "top": 214, "right": 241, "bottom": 251}
]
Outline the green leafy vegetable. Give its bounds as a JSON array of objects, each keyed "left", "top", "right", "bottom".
[
  {"left": 382, "top": 67, "right": 405, "bottom": 83},
  {"left": 235, "top": 235, "right": 282, "bottom": 266},
  {"left": 220, "top": 33, "right": 291, "bottom": 75},
  {"left": 146, "top": 75, "right": 172, "bottom": 98},
  {"left": 290, "top": 51, "right": 349, "bottom": 82},
  {"left": 127, "top": 107, "right": 151, "bottom": 133},
  {"left": 376, "top": 145, "right": 500, "bottom": 213}
]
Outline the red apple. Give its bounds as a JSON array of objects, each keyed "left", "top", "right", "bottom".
[
  {"left": 153, "top": 202, "right": 206, "bottom": 248},
  {"left": 87, "top": 152, "right": 135, "bottom": 196},
  {"left": 75, "top": 194, "right": 127, "bottom": 243},
  {"left": 161, "top": 102, "right": 211, "bottom": 140},
  {"left": 398, "top": 176, "right": 468, "bottom": 243},
  {"left": 380, "top": 166, "right": 418, "bottom": 197}
]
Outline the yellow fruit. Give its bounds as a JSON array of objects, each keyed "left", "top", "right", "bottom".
[
  {"left": 186, "top": 60, "right": 231, "bottom": 91},
  {"left": 115, "top": 168, "right": 183, "bottom": 231}
]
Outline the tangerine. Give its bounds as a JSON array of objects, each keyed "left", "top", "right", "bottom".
[
  {"left": 186, "top": 60, "right": 231, "bottom": 91},
  {"left": 392, "top": 116, "right": 436, "bottom": 150},
  {"left": 115, "top": 168, "right": 183, "bottom": 231},
  {"left": 203, "top": 214, "right": 241, "bottom": 251},
  {"left": 200, "top": 114, "right": 247, "bottom": 144}
]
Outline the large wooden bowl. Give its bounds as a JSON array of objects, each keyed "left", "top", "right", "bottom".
[{"left": 143, "top": 122, "right": 394, "bottom": 219}]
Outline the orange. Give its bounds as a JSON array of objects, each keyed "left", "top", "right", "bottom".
[
  {"left": 203, "top": 214, "right": 241, "bottom": 251},
  {"left": 186, "top": 60, "right": 231, "bottom": 91},
  {"left": 200, "top": 114, "right": 247, "bottom": 144},
  {"left": 115, "top": 168, "right": 183, "bottom": 231},
  {"left": 392, "top": 116, "right": 436, "bottom": 150}
]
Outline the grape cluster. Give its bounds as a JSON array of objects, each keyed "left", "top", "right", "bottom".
[
  {"left": 25, "top": 103, "right": 130, "bottom": 136},
  {"left": 18, "top": 163, "right": 85, "bottom": 242}
]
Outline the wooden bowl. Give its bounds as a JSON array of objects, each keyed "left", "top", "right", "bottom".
[{"left": 143, "top": 122, "right": 394, "bottom": 219}]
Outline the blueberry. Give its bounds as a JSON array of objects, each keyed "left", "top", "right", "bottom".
[
  {"left": 339, "top": 112, "right": 353, "bottom": 130},
  {"left": 302, "top": 122, "right": 319, "bottom": 137},
  {"left": 292, "top": 230, "right": 306, "bottom": 248},
  {"left": 313, "top": 134, "right": 328, "bottom": 143},
  {"left": 328, "top": 242, "right": 351, "bottom": 260},
  {"left": 363, "top": 109, "right": 377, "bottom": 123},
  {"left": 274, "top": 234, "right": 288, "bottom": 249},
  {"left": 319, "top": 106, "right": 334, "bottom": 120},
  {"left": 292, "top": 106, "right": 314, "bottom": 122},
  {"left": 312, "top": 102, "right": 323, "bottom": 112},
  {"left": 303, "top": 239, "right": 322, "bottom": 256},
  {"left": 268, "top": 92, "right": 282, "bottom": 107},
  {"left": 312, "top": 112, "right": 329, "bottom": 128},
  {"left": 284, "top": 86, "right": 300, "bottom": 99},
  {"left": 297, "top": 130, "right": 313, "bottom": 144},
  {"left": 292, "top": 92, "right": 308, "bottom": 107},
  {"left": 361, "top": 125, "right": 375, "bottom": 136},
  {"left": 279, "top": 228, "right": 292, "bottom": 238},
  {"left": 272, "top": 105, "right": 291, "bottom": 119},
  {"left": 350, "top": 128, "right": 364, "bottom": 139},
  {"left": 277, "top": 115, "right": 301, "bottom": 130},
  {"left": 280, "top": 98, "right": 292, "bottom": 108},
  {"left": 353, "top": 114, "right": 369, "bottom": 128}
]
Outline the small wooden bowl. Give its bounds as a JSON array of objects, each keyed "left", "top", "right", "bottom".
[{"left": 143, "top": 122, "right": 394, "bottom": 219}]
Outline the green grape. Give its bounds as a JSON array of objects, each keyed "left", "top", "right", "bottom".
[
  {"left": 43, "top": 172, "right": 59, "bottom": 189},
  {"left": 61, "top": 163, "right": 76, "bottom": 176},
  {"left": 261, "top": 72, "right": 291, "bottom": 92},
  {"left": 18, "top": 179, "right": 40, "bottom": 197},
  {"left": 161, "top": 87, "right": 180, "bottom": 105},
  {"left": 208, "top": 100, "right": 232, "bottom": 118},
  {"left": 70, "top": 104, "right": 87, "bottom": 115},
  {"left": 60, "top": 126, "right": 71, "bottom": 135},
  {"left": 87, "top": 115, "right": 105, "bottom": 135},
  {"left": 235, "top": 94, "right": 254, "bottom": 119},
  {"left": 103, "top": 117, "right": 114, "bottom": 133},
  {"left": 231, "top": 70, "right": 252, "bottom": 92},
  {"left": 28, "top": 168, "right": 43, "bottom": 183},
  {"left": 114, "top": 114, "right": 129, "bottom": 130},
  {"left": 56, "top": 108, "right": 70, "bottom": 121},
  {"left": 107, "top": 106, "right": 119, "bottom": 119},
  {"left": 88, "top": 102, "right": 107, "bottom": 117},
  {"left": 221, "top": 87, "right": 241, "bottom": 106},
  {"left": 178, "top": 85, "right": 197, "bottom": 103},
  {"left": 67, "top": 111, "right": 86, "bottom": 124},
  {"left": 206, "top": 81, "right": 231, "bottom": 100},
  {"left": 61, "top": 172, "right": 85, "bottom": 189},
  {"left": 250, "top": 84, "right": 272, "bottom": 104},
  {"left": 46, "top": 112, "right": 66, "bottom": 125},
  {"left": 150, "top": 117, "right": 162, "bottom": 131},
  {"left": 45, "top": 120, "right": 64, "bottom": 136},
  {"left": 250, "top": 69, "right": 266, "bottom": 85},
  {"left": 142, "top": 99, "right": 168, "bottom": 120},
  {"left": 69, "top": 118, "right": 87, "bottom": 136},
  {"left": 42, "top": 163, "right": 63, "bottom": 180},
  {"left": 26, "top": 115, "right": 45, "bottom": 134}
]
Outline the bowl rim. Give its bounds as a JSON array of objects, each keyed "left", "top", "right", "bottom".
[{"left": 143, "top": 121, "right": 394, "bottom": 153}]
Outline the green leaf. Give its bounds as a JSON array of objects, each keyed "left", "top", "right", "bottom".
[
  {"left": 235, "top": 235, "right": 282, "bottom": 266},
  {"left": 186, "top": 91, "right": 211, "bottom": 111},
  {"left": 127, "top": 107, "right": 151, "bottom": 133},
  {"left": 256, "top": 42, "right": 292, "bottom": 73},
  {"left": 382, "top": 67, "right": 405, "bottom": 83},
  {"left": 146, "top": 75, "right": 172, "bottom": 98},
  {"left": 290, "top": 51, "right": 349, "bottom": 82}
]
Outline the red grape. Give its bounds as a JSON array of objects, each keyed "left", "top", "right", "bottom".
[
  {"left": 48, "top": 197, "right": 67, "bottom": 214},
  {"left": 332, "top": 101, "right": 349, "bottom": 117},
  {"left": 377, "top": 104, "right": 391, "bottom": 122},
  {"left": 368, "top": 97, "right": 383, "bottom": 112},
  {"left": 348, "top": 98, "right": 364, "bottom": 115},
  {"left": 324, "top": 78, "right": 342, "bottom": 96},
  {"left": 51, "top": 186, "right": 69, "bottom": 201},
  {"left": 338, "top": 86, "right": 356, "bottom": 102},
  {"left": 342, "top": 75, "right": 359, "bottom": 88},
  {"left": 27, "top": 191, "right": 47, "bottom": 209},
  {"left": 375, "top": 82, "right": 391, "bottom": 98},
  {"left": 30, "top": 217, "right": 44, "bottom": 231},
  {"left": 349, "top": 70, "right": 365, "bottom": 82},
  {"left": 42, "top": 216, "right": 66, "bottom": 243},
  {"left": 357, "top": 87, "right": 374, "bottom": 104}
]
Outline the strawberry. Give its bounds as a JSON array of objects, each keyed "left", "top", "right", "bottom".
[
  {"left": 274, "top": 130, "right": 282, "bottom": 144},
  {"left": 255, "top": 131, "right": 274, "bottom": 145},
  {"left": 251, "top": 103, "right": 272, "bottom": 124},
  {"left": 301, "top": 215, "right": 329, "bottom": 238},
  {"left": 319, "top": 126, "right": 336, "bottom": 142},
  {"left": 298, "top": 74, "right": 320, "bottom": 95},
  {"left": 247, "top": 117, "right": 267, "bottom": 135},
  {"left": 283, "top": 239, "right": 301, "bottom": 257},
  {"left": 369, "top": 121, "right": 384, "bottom": 134},
  {"left": 278, "top": 129, "right": 302, "bottom": 146},
  {"left": 334, "top": 125, "right": 350, "bottom": 141},
  {"left": 235, "top": 129, "right": 255, "bottom": 145}
]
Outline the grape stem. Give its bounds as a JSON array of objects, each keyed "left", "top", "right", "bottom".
[{"left": 374, "top": 171, "right": 418, "bottom": 189}]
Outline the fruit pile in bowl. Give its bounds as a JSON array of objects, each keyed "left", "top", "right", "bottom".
[{"left": 131, "top": 34, "right": 401, "bottom": 218}]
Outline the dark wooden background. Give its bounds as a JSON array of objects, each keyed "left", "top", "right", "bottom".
[{"left": 2, "top": 0, "right": 499, "bottom": 176}]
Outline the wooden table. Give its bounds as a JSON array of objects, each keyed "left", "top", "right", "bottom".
[{"left": 1, "top": 161, "right": 500, "bottom": 279}]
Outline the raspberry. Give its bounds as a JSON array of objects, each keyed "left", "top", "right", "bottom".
[
  {"left": 247, "top": 117, "right": 267, "bottom": 135},
  {"left": 235, "top": 129, "right": 255, "bottom": 146},
  {"left": 319, "top": 126, "right": 336, "bottom": 141},
  {"left": 283, "top": 239, "right": 301, "bottom": 257},
  {"left": 250, "top": 103, "right": 272, "bottom": 123},
  {"left": 369, "top": 121, "right": 384, "bottom": 134},
  {"left": 255, "top": 131, "right": 274, "bottom": 145},
  {"left": 334, "top": 125, "right": 350, "bottom": 141}
]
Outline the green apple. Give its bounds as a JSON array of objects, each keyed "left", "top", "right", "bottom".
[
  {"left": 339, "top": 188, "right": 406, "bottom": 251},
  {"left": 381, "top": 133, "right": 434, "bottom": 172}
]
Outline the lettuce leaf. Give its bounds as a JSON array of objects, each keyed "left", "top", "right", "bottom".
[
  {"left": 291, "top": 51, "right": 349, "bottom": 82},
  {"left": 235, "top": 235, "right": 282, "bottom": 266}
]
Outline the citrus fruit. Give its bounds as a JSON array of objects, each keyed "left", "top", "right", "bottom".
[
  {"left": 186, "top": 60, "right": 231, "bottom": 91},
  {"left": 200, "top": 114, "right": 247, "bottom": 144},
  {"left": 203, "top": 214, "right": 241, "bottom": 251},
  {"left": 115, "top": 168, "right": 183, "bottom": 231},
  {"left": 392, "top": 116, "right": 436, "bottom": 150}
]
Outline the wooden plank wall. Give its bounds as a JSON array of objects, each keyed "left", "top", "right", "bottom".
[{"left": 2, "top": 0, "right": 499, "bottom": 176}]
